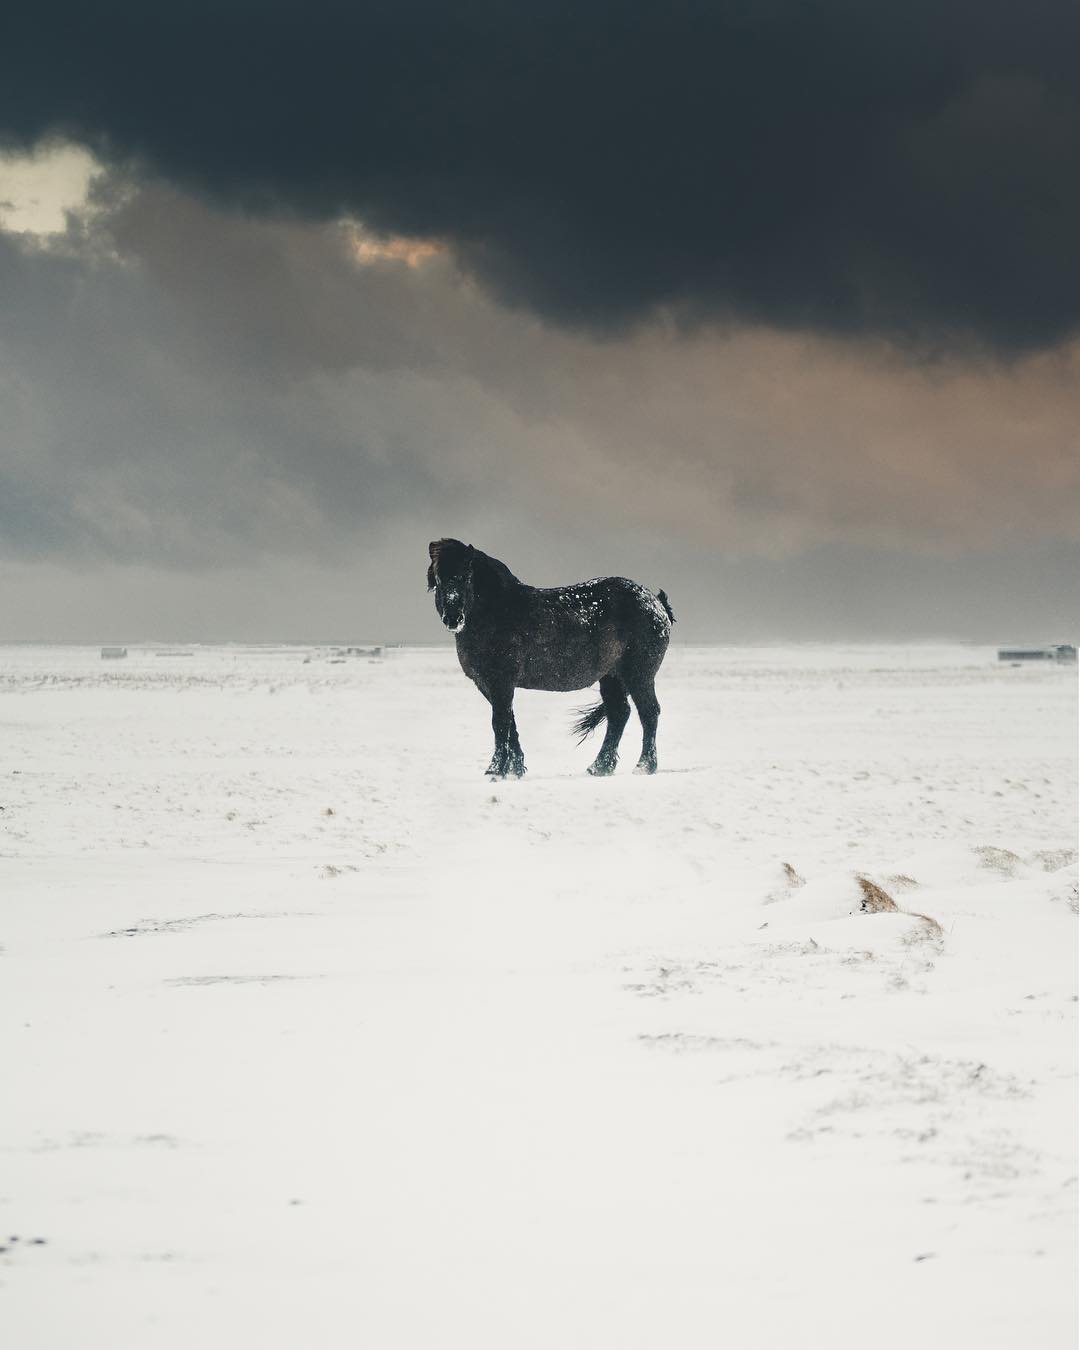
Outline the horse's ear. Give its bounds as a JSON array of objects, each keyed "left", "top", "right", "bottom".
[{"left": 427, "top": 539, "right": 442, "bottom": 591}]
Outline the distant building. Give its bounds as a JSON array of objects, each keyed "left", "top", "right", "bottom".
[
  {"left": 998, "top": 644, "right": 1076, "bottom": 663},
  {"left": 100, "top": 646, "right": 128, "bottom": 659}
]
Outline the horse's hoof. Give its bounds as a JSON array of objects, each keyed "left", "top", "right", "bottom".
[
  {"left": 587, "top": 761, "right": 615, "bottom": 777},
  {"left": 633, "top": 761, "right": 657, "bottom": 775}
]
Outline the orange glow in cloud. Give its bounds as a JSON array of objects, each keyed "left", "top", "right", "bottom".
[{"left": 344, "top": 223, "right": 443, "bottom": 267}]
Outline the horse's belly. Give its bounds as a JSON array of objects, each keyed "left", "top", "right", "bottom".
[
  {"left": 517, "top": 666, "right": 595, "bottom": 692},
  {"left": 517, "top": 631, "right": 623, "bottom": 691}
]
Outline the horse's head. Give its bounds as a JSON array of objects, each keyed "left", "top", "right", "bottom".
[{"left": 427, "top": 538, "right": 475, "bottom": 634}]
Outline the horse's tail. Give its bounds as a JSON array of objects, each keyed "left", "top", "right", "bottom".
[
  {"left": 657, "top": 589, "right": 676, "bottom": 624},
  {"left": 571, "top": 701, "right": 608, "bottom": 744}
]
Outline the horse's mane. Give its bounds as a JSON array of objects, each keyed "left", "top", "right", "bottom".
[
  {"left": 427, "top": 539, "right": 521, "bottom": 595},
  {"left": 472, "top": 548, "right": 521, "bottom": 591}
]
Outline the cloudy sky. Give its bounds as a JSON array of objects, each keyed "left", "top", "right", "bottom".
[{"left": 2, "top": 1, "right": 1077, "bottom": 642}]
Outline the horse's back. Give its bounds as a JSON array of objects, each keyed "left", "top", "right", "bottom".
[
  {"left": 512, "top": 576, "right": 670, "bottom": 691},
  {"left": 571, "top": 576, "right": 672, "bottom": 645}
]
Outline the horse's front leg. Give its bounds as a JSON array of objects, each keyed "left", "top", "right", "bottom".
[
  {"left": 507, "top": 711, "right": 526, "bottom": 778},
  {"left": 487, "top": 683, "right": 526, "bottom": 779}
]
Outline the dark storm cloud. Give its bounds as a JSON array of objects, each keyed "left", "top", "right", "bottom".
[
  {"left": 2, "top": 175, "right": 1078, "bottom": 640},
  {"left": 2, "top": 179, "right": 1077, "bottom": 571},
  {"left": 3, "top": 1, "right": 1078, "bottom": 351}
]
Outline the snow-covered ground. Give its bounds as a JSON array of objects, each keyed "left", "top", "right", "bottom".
[{"left": 2, "top": 642, "right": 1076, "bottom": 1348}]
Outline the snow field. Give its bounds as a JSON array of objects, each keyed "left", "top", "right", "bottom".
[{"left": 1, "top": 644, "right": 1076, "bottom": 1347}]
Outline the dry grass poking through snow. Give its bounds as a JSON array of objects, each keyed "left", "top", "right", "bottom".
[
  {"left": 856, "top": 874, "right": 945, "bottom": 950},
  {"left": 900, "top": 915, "right": 946, "bottom": 952},
  {"left": 974, "top": 845, "right": 1022, "bottom": 875},
  {"left": 856, "top": 875, "right": 900, "bottom": 913}
]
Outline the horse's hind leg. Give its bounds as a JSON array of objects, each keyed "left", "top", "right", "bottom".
[
  {"left": 587, "top": 674, "right": 630, "bottom": 777},
  {"left": 625, "top": 672, "right": 661, "bottom": 775}
]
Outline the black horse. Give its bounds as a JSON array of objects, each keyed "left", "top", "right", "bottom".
[{"left": 427, "top": 539, "right": 674, "bottom": 778}]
